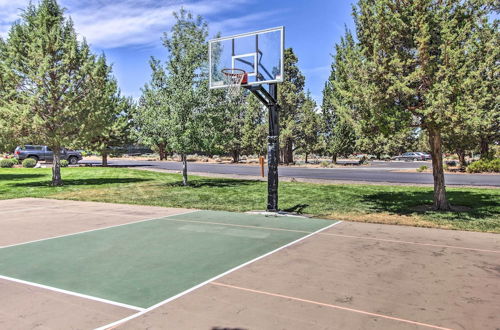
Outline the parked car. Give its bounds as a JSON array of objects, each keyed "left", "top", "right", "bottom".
[
  {"left": 14, "top": 145, "right": 82, "bottom": 165},
  {"left": 416, "top": 152, "right": 431, "bottom": 160},
  {"left": 393, "top": 152, "right": 427, "bottom": 161}
]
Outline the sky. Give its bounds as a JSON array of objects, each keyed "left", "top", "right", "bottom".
[{"left": 0, "top": 0, "right": 356, "bottom": 104}]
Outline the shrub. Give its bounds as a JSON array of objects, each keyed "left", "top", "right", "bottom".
[
  {"left": 320, "top": 160, "right": 330, "bottom": 167},
  {"left": 416, "top": 165, "right": 428, "bottom": 173},
  {"left": 0, "top": 159, "right": 14, "bottom": 168},
  {"left": 22, "top": 158, "right": 37, "bottom": 168},
  {"left": 466, "top": 159, "right": 500, "bottom": 173},
  {"left": 443, "top": 163, "right": 449, "bottom": 171},
  {"left": 445, "top": 160, "right": 457, "bottom": 167},
  {"left": 60, "top": 159, "right": 69, "bottom": 167},
  {"left": 10, "top": 158, "right": 19, "bottom": 165}
]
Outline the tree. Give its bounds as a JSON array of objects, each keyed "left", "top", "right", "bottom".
[
  {"left": 0, "top": 0, "right": 109, "bottom": 185},
  {"left": 322, "top": 34, "right": 358, "bottom": 163},
  {"left": 278, "top": 48, "right": 306, "bottom": 165},
  {"left": 241, "top": 94, "right": 267, "bottom": 157},
  {"left": 135, "top": 58, "right": 172, "bottom": 161},
  {"left": 162, "top": 9, "right": 208, "bottom": 185},
  {"left": 93, "top": 96, "right": 134, "bottom": 167},
  {"left": 351, "top": 0, "right": 496, "bottom": 210},
  {"left": 295, "top": 94, "right": 322, "bottom": 163}
]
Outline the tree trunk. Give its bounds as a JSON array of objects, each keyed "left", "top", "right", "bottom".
[
  {"left": 332, "top": 154, "right": 337, "bottom": 164},
  {"left": 231, "top": 150, "right": 239, "bottom": 163},
  {"left": 181, "top": 153, "right": 188, "bottom": 186},
  {"left": 428, "top": 127, "right": 450, "bottom": 210},
  {"left": 305, "top": 153, "right": 308, "bottom": 164},
  {"left": 456, "top": 148, "right": 466, "bottom": 170},
  {"left": 158, "top": 143, "right": 166, "bottom": 161},
  {"left": 102, "top": 151, "right": 108, "bottom": 167},
  {"left": 480, "top": 138, "right": 490, "bottom": 159},
  {"left": 283, "top": 138, "right": 294, "bottom": 165},
  {"left": 51, "top": 148, "right": 63, "bottom": 186}
]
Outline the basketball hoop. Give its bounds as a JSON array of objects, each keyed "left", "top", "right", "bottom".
[{"left": 221, "top": 68, "right": 247, "bottom": 100}]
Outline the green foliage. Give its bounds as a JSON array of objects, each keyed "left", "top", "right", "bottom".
[
  {"left": 241, "top": 94, "right": 267, "bottom": 156},
  {"left": 278, "top": 48, "right": 306, "bottom": 164},
  {"left": 0, "top": 159, "right": 14, "bottom": 168},
  {"left": 333, "top": 0, "right": 498, "bottom": 209},
  {"left": 416, "top": 165, "right": 428, "bottom": 173},
  {"left": 162, "top": 9, "right": 208, "bottom": 155},
  {"left": 320, "top": 160, "right": 330, "bottom": 168},
  {"left": 22, "top": 158, "right": 37, "bottom": 168},
  {"left": 60, "top": 159, "right": 69, "bottom": 167},
  {"left": 135, "top": 57, "right": 172, "bottom": 160},
  {"left": 466, "top": 159, "right": 500, "bottom": 173},
  {"left": 10, "top": 158, "right": 19, "bottom": 165},
  {"left": 295, "top": 94, "right": 322, "bottom": 161},
  {"left": 0, "top": 0, "right": 113, "bottom": 185}
]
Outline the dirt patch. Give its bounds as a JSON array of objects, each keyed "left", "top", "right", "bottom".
[{"left": 323, "top": 212, "right": 453, "bottom": 230}]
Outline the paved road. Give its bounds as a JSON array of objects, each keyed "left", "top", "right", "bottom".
[{"left": 81, "top": 159, "right": 500, "bottom": 187}]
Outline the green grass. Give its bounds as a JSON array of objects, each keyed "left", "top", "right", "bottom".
[{"left": 1, "top": 167, "right": 499, "bottom": 232}]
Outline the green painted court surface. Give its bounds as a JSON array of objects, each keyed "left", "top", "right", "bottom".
[{"left": 0, "top": 210, "right": 333, "bottom": 308}]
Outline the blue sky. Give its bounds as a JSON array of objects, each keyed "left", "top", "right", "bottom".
[{"left": 0, "top": 0, "right": 356, "bottom": 104}]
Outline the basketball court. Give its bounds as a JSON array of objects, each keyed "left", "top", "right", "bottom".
[{"left": 0, "top": 198, "right": 498, "bottom": 330}]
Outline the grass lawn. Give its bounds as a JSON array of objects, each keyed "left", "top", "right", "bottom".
[{"left": 0, "top": 167, "right": 498, "bottom": 232}]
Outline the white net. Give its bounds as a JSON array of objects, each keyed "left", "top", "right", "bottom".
[{"left": 222, "top": 68, "right": 246, "bottom": 100}]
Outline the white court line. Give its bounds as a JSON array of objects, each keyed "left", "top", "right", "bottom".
[
  {"left": 0, "top": 275, "right": 144, "bottom": 312},
  {"left": 95, "top": 221, "right": 344, "bottom": 330},
  {"left": 0, "top": 210, "right": 198, "bottom": 249},
  {"left": 157, "top": 217, "right": 315, "bottom": 234}
]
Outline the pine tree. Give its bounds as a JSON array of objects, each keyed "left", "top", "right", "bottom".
[
  {"left": 351, "top": 0, "right": 496, "bottom": 210},
  {"left": 0, "top": 0, "right": 110, "bottom": 185},
  {"left": 295, "top": 94, "right": 322, "bottom": 163},
  {"left": 278, "top": 48, "right": 306, "bottom": 165},
  {"left": 322, "top": 32, "right": 358, "bottom": 163}
]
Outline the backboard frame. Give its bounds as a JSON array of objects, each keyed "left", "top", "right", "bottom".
[{"left": 209, "top": 26, "right": 285, "bottom": 89}]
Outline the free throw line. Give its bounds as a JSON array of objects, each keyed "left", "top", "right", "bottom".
[
  {"left": 95, "top": 220, "right": 343, "bottom": 330},
  {"left": 0, "top": 275, "right": 144, "bottom": 312},
  {"left": 211, "top": 282, "right": 453, "bottom": 330}
]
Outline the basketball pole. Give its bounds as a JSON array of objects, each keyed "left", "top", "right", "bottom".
[{"left": 267, "top": 83, "right": 279, "bottom": 212}]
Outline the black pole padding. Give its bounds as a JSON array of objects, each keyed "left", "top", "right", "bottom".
[{"left": 267, "top": 83, "right": 279, "bottom": 212}]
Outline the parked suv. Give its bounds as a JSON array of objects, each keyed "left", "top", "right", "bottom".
[{"left": 14, "top": 145, "right": 82, "bottom": 165}]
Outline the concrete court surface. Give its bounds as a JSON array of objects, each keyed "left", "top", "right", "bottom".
[
  {"left": 110, "top": 222, "right": 500, "bottom": 330},
  {"left": 0, "top": 198, "right": 499, "bottom": 330},
  {"left": 0, "top": 198, "right": 193, "bottom": 329}
]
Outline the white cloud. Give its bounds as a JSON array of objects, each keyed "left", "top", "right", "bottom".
[{"left": 0, "top": 0, "right": 276, "bottom": 48}]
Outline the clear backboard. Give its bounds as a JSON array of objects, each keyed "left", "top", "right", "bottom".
[{"left": 209, "top": 26, "right": 284, "bottom": 89}]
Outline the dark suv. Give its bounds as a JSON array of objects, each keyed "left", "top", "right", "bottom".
[{"left": 14, "top": 145, "right": 83, "bottom": 165}]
